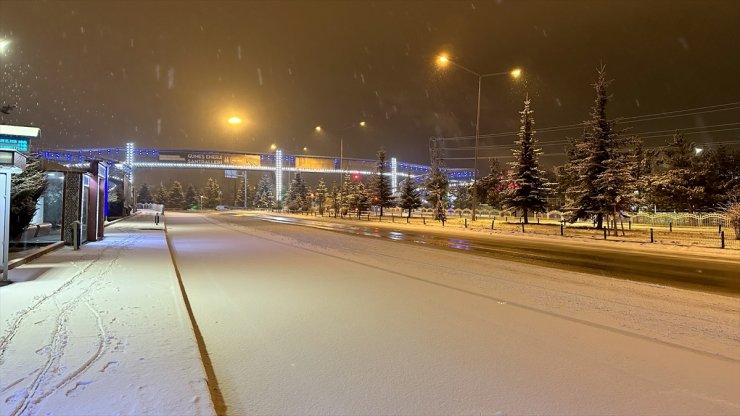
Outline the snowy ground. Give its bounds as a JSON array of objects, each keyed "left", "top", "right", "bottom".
[
  {"left": 0, "top": 213, "right": 214, "bottom": 416},
  {"left": 168, "top": 211, "right": 740, "bottom": 415}
]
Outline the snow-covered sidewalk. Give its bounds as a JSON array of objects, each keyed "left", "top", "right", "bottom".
[{"left": 0, "top": 213, "right": 215, "bottom": 416}]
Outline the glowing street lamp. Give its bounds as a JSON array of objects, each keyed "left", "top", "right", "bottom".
[
  {"left": 270, "top": 143, "right": 277, "bottom": 151},
  {"left": 227, "top": 116, "right": 242, "bottom": 125},
  {"left": 0, "top": 39, "right": 10, "bottom": 56},
  {"left": 436, "top": 53, "right": 522, "bottom": 221},
  {"left": 314, "top": 121, "right": 367, "bottom": 174}
]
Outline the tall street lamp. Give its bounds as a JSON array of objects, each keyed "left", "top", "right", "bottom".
[
  {"left": 314, "top": 121, "right": 367, "bottom": 175},
  {"left": 437, "top": 54, "right": 521, "bottom": 221}
]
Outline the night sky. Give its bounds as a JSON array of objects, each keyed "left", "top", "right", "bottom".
[{"left": 2, "top": 0, "right": 740, "bottom": 169}]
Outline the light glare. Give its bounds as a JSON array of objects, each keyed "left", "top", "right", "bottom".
[
  {"left": 511, "top": 68, "right": 522, "bottom": 78},
  {"left": 227, "top": 116, "right": 242, "bottom": 125}
]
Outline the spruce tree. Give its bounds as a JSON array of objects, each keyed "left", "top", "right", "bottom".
[
  {"left": 168, "top": 181, "right": 186, "bottom": 210},
  {"left": 234, "top": 176, "right": 246, "bottom": 208},
  {"left": 476, "top": 159, "right": 506, "bottom": 208},
  {"left": 205, "top": 178, "right": 222, "bottom": 208},
  {"left": 566, "top": 65, "right": 634, "bottom": 230},
  {"left": 254, "top": 174, "right": 273, "bottom": 209},
  {"left": 649, "top": 132, "right": 703, "bottom": 212},
  {"left": 137, "top": 183, "right": 153, "bottom": 204},
  {"left": 503, "top": 96, "right": 550, "bottom": 224},
  {"left": 399, "top": 174, "right": 422, "bottom": 218},
  {"left": 372, "top": 148, "right": 394, "bottom": 216},
  {"left": 426, "top": 148, "right": 449, "bottom": 221},
  {"left": 154, "top": 182, "right": 169, "bottom": 205},
  {"left": 329, "top": 182, "right": 340, "bottom": 217},
  {"left": 355, "top": 181, "right": 370, "bottom": 217},
  {"left": 315, "top": 178, "right": 328, "bottom": 215},
  {"left": 185, "top": 184, "right": 198, "bottom": 209},
  {"left": 10, "top": 156, "right": 47, "bottom": 239},
  {"left": 340, "top": 173, "right": 352, "bottom": 217}
]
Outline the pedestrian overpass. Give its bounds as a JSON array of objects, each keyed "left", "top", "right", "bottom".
[{"left": 36, "top": 143, "right": 474, "bottom": 199}]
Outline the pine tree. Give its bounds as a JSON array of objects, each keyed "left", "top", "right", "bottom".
[
  {"left": 355, "top": 181, "right": 370, "bottom": 217},
  {"left": 372, "top": 148, "right": 394, "bottom": 216},
  {"left": 205, "top": 178, "right": 222, "bottom": 208},
  {"left": 426, "top": 145, "right": 449, "bottom": 221},
  {"left": 10, "top": 156, "right": 47, "bottom": 239},
  {"left": 168, "top": 181, "right": 186, "bottom": 209},
  {"left": 566, "top": 65, "right": 635, "bottom": 230},
  {"left": 329, "top": 182, "right": 340, "bottom": 217},
  {"left": 254, "top": 174, "right": 274, "bottom": 209},
  {"left": 234, "top": 176, "right": 246, "bottom": 208},
  {"left": 185, "top": 184, "right": 198, "bottom": 209},
  {"left": 154, "top": 182, "right": 169, "bottom": 205},
  {"left": 451, "top": 185, "right": 472, "bottom": 210},
  {"left": 399, "top": 174, "right": 422, "bottom": 218},
  {"left": 476, "top": 159, "right": 506, "bottom": 209},
  {"left": 315, "top": 178, "right": 328, "bottom": 215},
  {"left": 340, "top": 173, "right": 352, "bottom": 217},
  {"left": 137, "top": 183, "right": 153, "bottom": 204},
  {"left": 649, "top": 132, "right": 703, "bottom": 212},
  {"left": 503, "top": 96, "right": 550, "bottom": 224}
]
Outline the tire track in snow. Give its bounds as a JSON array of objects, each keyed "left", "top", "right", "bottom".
[{"left": 2, "top": 235, "right": 140, "bottom": 415}]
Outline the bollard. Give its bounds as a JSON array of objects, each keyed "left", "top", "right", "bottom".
[
  {"left": 560, "top": 222, "right": 564, "bottom": 236},
  {"left": 392, "top": 214, "right": 395, "bottom": 223},
  {"left": 155, "top": 213, "right": 160, "bottom": 225},
  {"left": 629, "top": 219, "right": 632, "bottom": 230},
  {"left": 521, "top": 222, "right": 525, "bottom": 233},
  {"left": 650, "top": 228, "right": 654, "bottom": 243},
  {"left": 464, "top": 218, "right": 467, "bottom": 228},
  {"left": 423, "top": 217, "right": 426, "bottom": 225},
  {"left": 721, "top": 231, "right": 725, "bottom": 249},
  {"left": 441, "top": 217, "right": 445, "bottom": 227},
  {"left": 491, "top": 219, "right": 495, "bottom": 230},
  {"left": 719, "top": 224, "right": 722, "bottom": 234},
  {"left": 506, "top": 216, "right": 508, "bottom": 222},
  {"left": 537, "top": 217, "right": 540, "bottom": 224},
  {"left": 669, "top": 222, "right": 672, "bottom": 233},
  {"left": 406, "top": 216, "right": 409, "bottom": 224},
  {"left": 72, "top": 220, "right": 81, "bottom": 250},
  {"left": 603, "top": 228, "right": 607, "bottom": 240}
]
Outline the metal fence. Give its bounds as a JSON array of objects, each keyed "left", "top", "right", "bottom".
[{"left": 319, "top": 208, "right": 739, "bottom": 250}]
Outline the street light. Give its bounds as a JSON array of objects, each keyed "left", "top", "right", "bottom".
[
  {"left": 0, "top": 39, "right": 10, "bottom": 56},
  {"left": 227, "top": 116, "right": 242, "bottom": 125},
  {"left": 437, "top": 54, "right": 522, "bottom": 221},
  {"left": 314, "top": 121, "right": 367, "bottom": 173}
]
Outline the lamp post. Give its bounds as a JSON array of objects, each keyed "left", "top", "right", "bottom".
[
  {"left": 314, "top": 121, "right": 366, "bottom": 177},
  {"left": 437, "top": 55, "right": 521, "bottom": 221}
]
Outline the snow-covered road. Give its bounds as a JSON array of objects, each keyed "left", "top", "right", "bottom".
[{"left": 168, "top": 212, "right": 740, "bottom": 415}]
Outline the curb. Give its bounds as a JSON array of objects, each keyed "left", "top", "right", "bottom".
[{"left": 8, "top": 241, "right": 65, "bottom": 270}]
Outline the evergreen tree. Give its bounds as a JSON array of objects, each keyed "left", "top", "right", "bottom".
[
  {"left": 648, "top": 132, "right": 701, "bottom": 211},
  {"left": 10, "top": 156, "right": 47, "bottom": 239},
  {"left": 205, "top": 178, "right": 222, "bottom": 208},
  {"left": 451, "top": 184, "right": 472, "bottom": 210},
  {"left": 399, "top": 174, "right": 422, "bottom": 218},
  {"left": 254, "top": 174, "right": 274, "bottom": 209},
  {"left": 154, "top": 182, "right": 169, "bottom": 205},
  {"left": 503, "top": 96, "right": 550, "bottom": 224},
  {"left": 168, "top": 181, "right": 186, "bottom": 209},
  {"left": 340, "top": 173, "right": 352, "bottom": 217},
  {"left": 315, "top": 178, "right": 328, "bottom": 215},
  {"left": 476, "top": 159, "right": 506, "bottom": 208},
  {"left": 185, "top": 184, "right": 198, "bottom": 209},
  {"left": 426, "top": 146, "right": 449, "bottom": 221},
  {"left": 355, "top": 181, "right": 370, "bottom": 217},
  {"left": 137, "top": 183, "right": 153, "bottom": 204},
  {"left": 329, "top": 182, "right": 340, "bottom": 217},
  {"left": 566, "top": 65, "right": 635, "bottom": 230},
  {"left": 372, "top": 148, "right": 394, "bottom": 216},
  {"left": 234, "top": 176, "right": 246, "bottom": 208},
  {"left": 284, "top": 172, "right": 308, "bottom": 212}
]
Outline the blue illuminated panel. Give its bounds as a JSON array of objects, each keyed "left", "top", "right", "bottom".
[{"left": 0, "top": 136, "right": 30, "bottom": 152}]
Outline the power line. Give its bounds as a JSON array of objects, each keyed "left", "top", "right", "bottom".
[{"left": 435, "top": 101, "right": 740, "bottom": 142}]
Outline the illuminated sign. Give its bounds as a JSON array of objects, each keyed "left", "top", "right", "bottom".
[
  {"left": 0, "top": 137, "right": 29, "bottom": 152},
  {"left": 158, "top": 152, "right": 261, "bottom": 166},
  {"left": 295, "top": 157, "right": 334, "bottom": 170}
]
